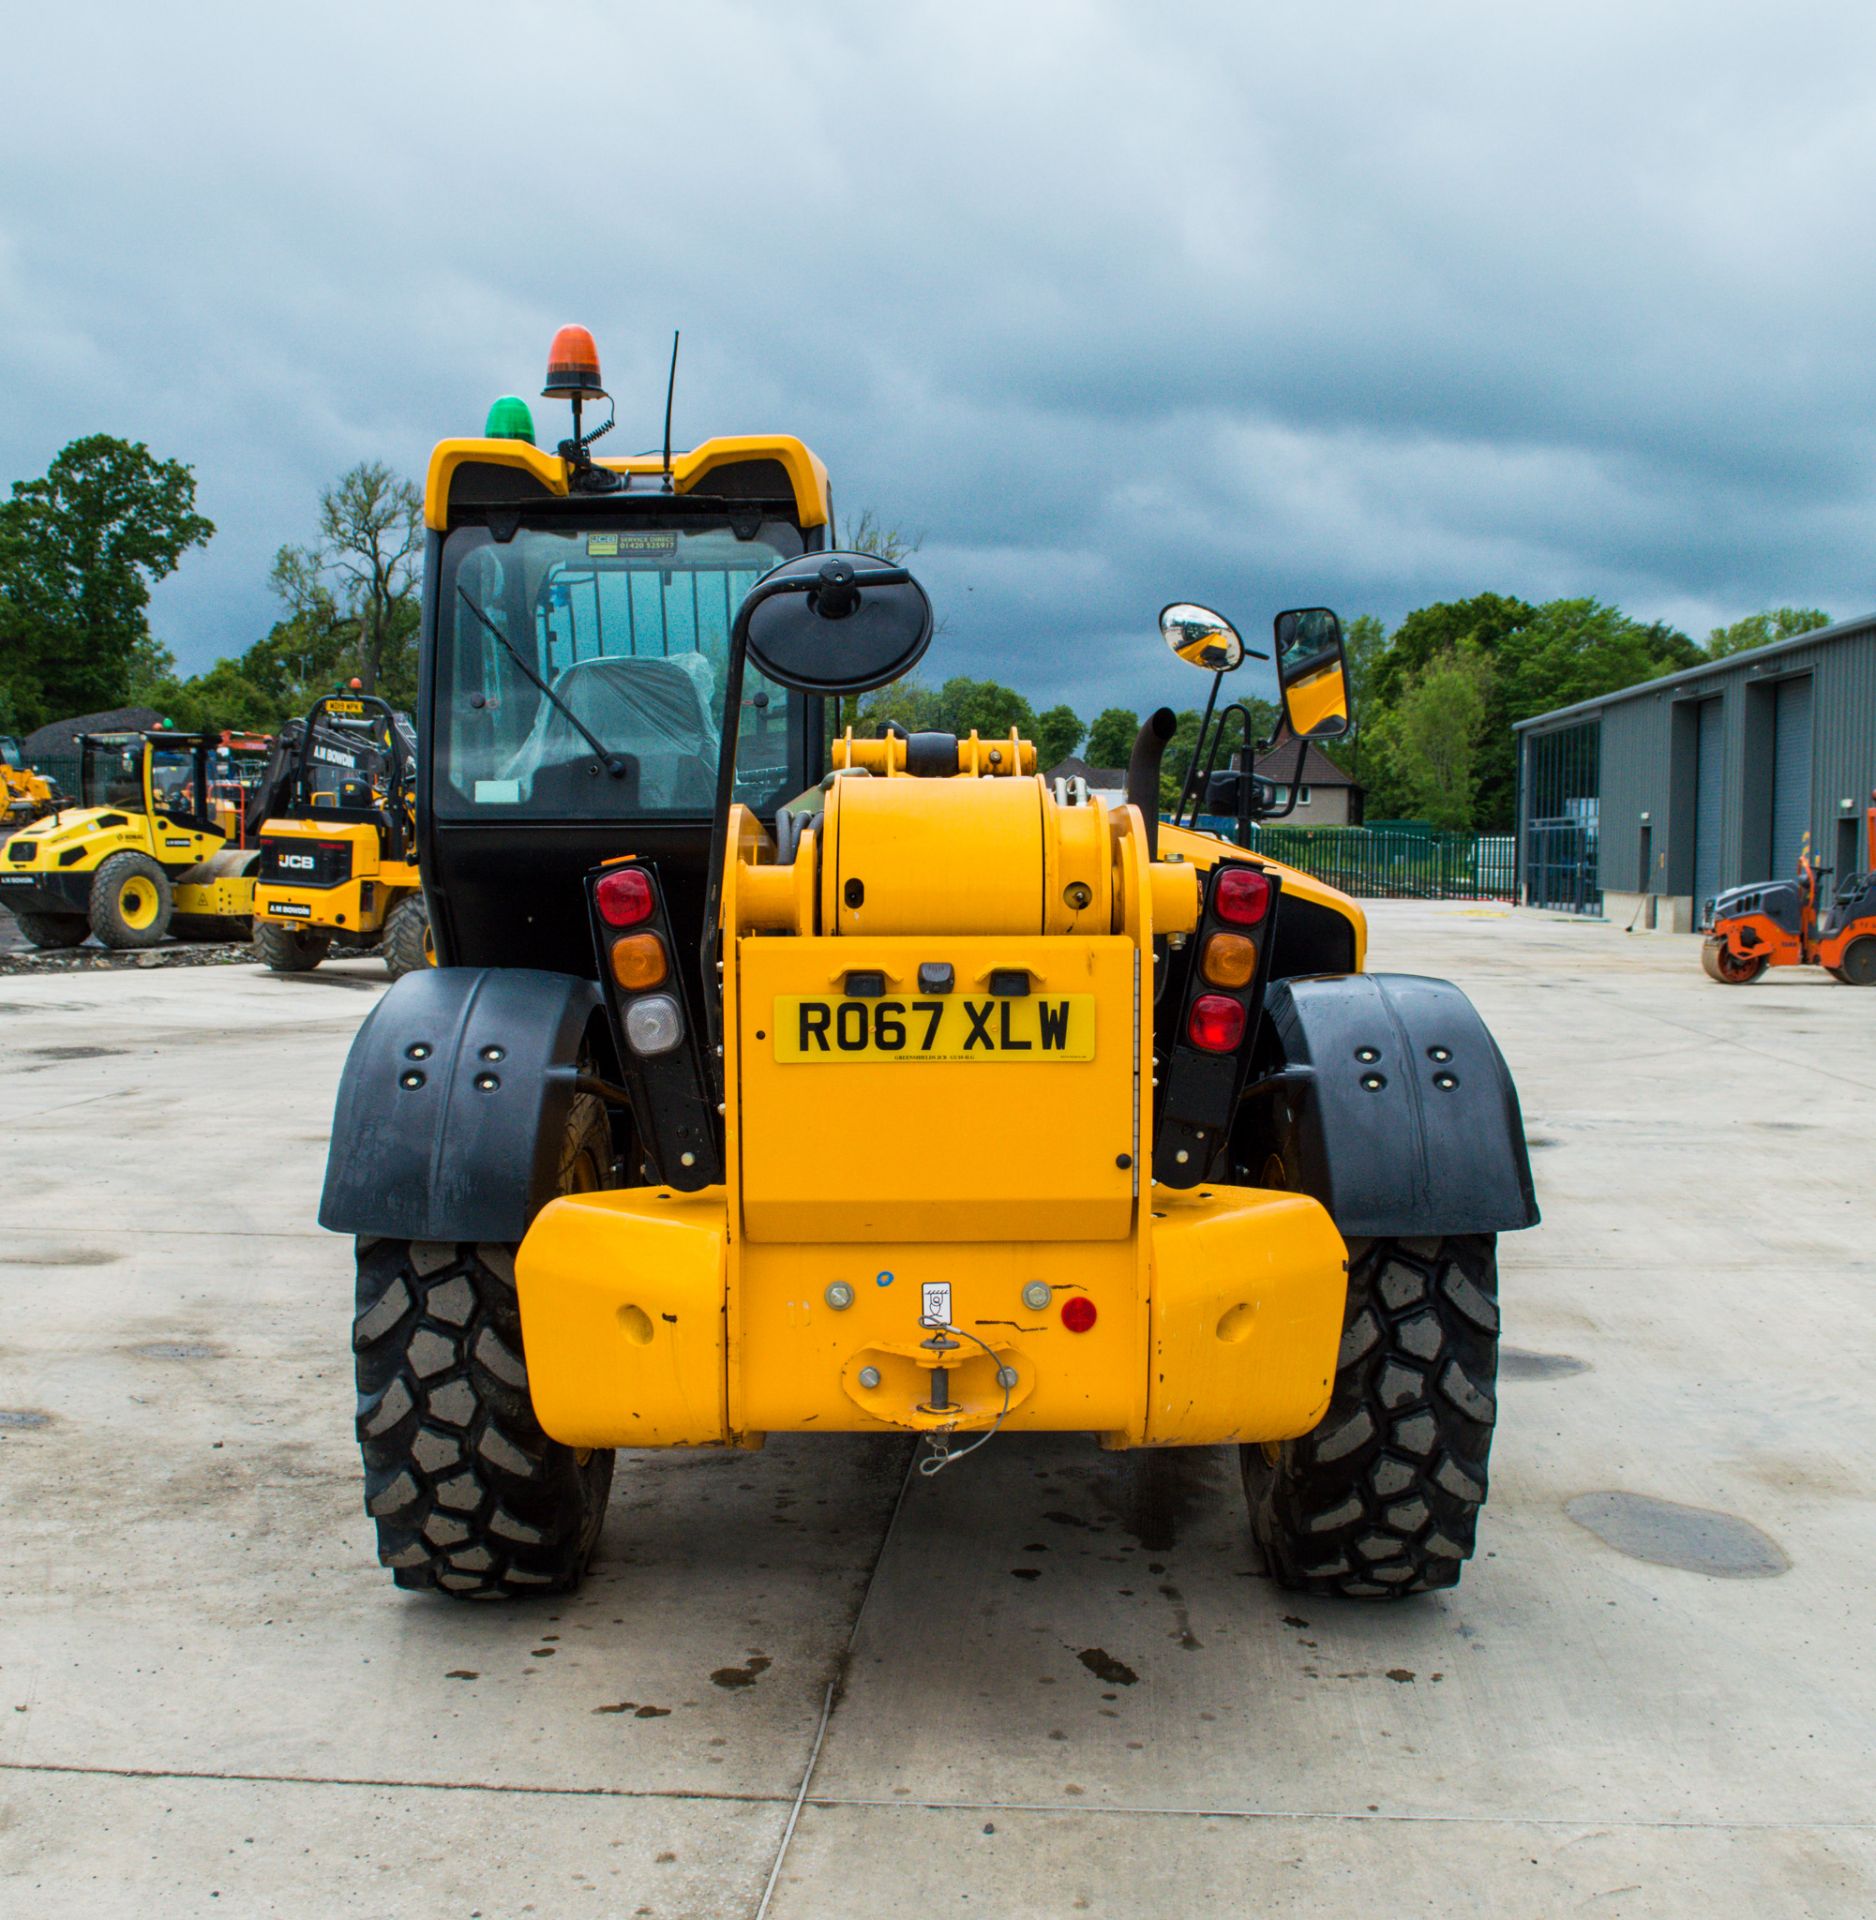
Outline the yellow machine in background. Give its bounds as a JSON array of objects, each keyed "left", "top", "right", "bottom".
[
  {"left": 252, "top": 692, "right": 430, "bottom": 975},
  {"left": 0, "top": 729, "right": 255, "bottom": 949},
  {"left": 1, "top": 734, "right": 60, "bottom": 826}
]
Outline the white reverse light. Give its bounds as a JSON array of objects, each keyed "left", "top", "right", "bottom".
[{"left": 624, "top": 992, "right": 684, "bottom": 1056}]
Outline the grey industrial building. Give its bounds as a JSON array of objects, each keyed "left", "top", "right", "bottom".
[{"left": 1514, "top": 614, "right": 1876, "bottom": 927}]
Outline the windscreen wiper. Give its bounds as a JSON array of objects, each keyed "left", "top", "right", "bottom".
[{"left": 455, "top": 587, "right": 628, "bottom": 778}]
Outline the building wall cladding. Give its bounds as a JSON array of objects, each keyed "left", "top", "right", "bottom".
[{"left": 1518, "top": 615, "right": 1876, "bottom": 909}]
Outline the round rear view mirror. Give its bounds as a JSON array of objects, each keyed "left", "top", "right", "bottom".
[
  {"left": 1161, "top": 603, "right": 1244, "bottom": 672},
  {"left": 738, "top": 553, "right": 934, "bottom": 697}
]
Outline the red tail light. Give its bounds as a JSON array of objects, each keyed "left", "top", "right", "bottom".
[
  {"left": 1060, "top": 1295, "right": 1098, "bottom": 1333},
  {"left": 1187, "top": 993, "right": 1246, "bottom": 1052},
  {"left": 595, "top": 867, "right": 653, "bottom": 927},
  {"left": 1214, "top": 866, "right": 1270, "bottom": 926}
]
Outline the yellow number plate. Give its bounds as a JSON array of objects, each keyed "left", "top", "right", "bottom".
[{"left": 773, "top": 994, "right": 1095, "bottom": 1063}]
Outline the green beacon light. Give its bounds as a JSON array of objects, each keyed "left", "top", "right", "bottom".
[{"left": 484, "top": 395, "right": 536, "bottom": 444}]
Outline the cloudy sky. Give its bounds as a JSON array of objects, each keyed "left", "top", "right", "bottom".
[{"left": 5, "top": 2, "right": 1874, "bottom": 716}]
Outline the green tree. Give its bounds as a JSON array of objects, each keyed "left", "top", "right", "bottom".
[
  {"left": 271, "top": 462, "right": 423, "bottom": 700},
  {"left": 936, "top": 675, "right": 1035, "bottom": 741},
  {"left": 1321, "top": 613, "right": 1387, "bottom": 781},
  {"left": 1084, "top": 707, "right": 1140, "bottom": 767},
  {"left": 1034, "top": 703, "right": 1085, "bottom": 766},
  {"left": 839, "top": 508, "right": 922, "bottom": 563},
  {"left": 1367, "top": 644, "right": 1495, "bottom": 829},
  {"left": 0, "top": 434, "right": 214, "bottom": 727},
  {"left": 1707, "top": 607, "right": 1831, "bottom": 658},
  {"left": 1360, "top": 593, "right": 1699, "bottom": 828}
]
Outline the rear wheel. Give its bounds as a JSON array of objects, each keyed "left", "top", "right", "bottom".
[
  {"left": 12, "top": 909, "right": 88, "bottom": 948},
  {"left": 382, "top": 893, "right": 433, "bottom": 980},
  {"left": 89, "top": 852, "right": 171, "bottom": 949},
  {"left": 1242, "top": 1235, "right": 1499, "bottom": 1597},
  {"left": 1700, "top": 937, "right": 1766, "bottom": 984},
  {"left": 253, "top": 920, "right": 332, "bottom": 972},
  {"left": 352, "top": 1094, "right": 613, "bottom": 1597},
  {"left": 1829, "top": 936, "right": 1876, "bottom": 985}
]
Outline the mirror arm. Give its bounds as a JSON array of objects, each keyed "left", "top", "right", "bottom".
[
  {"left": 1174, "top": 669, "right": 1227, "bottom": 824},
  {"left": 1260, "top": 735, "right": 1312, "bottom": 823}
]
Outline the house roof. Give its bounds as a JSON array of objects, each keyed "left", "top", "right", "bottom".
[
  {"left": 1047, "top": 756, "right": 1128, "bottom": 788},
  {"left": 1251, "top": 742, "right": 1358, "bottom": 788},
  {"left": 22, "top": 707, "right": 164, "bottom": 760}
]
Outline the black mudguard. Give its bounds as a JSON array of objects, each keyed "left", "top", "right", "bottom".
[
  {"left": 1260, "top": 973, "right": 1538, "bottom": 1238},
  {"left": 319, "top": 967, "right": 603, "bottom": 1243}
]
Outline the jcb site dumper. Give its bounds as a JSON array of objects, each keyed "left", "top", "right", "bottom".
[
  {"left": 321, "top": 328, "right": 1537, "bottom": 1602},
  {"left": 250, "top": 692, "right": 432, "bottom": 976},
  {"left": 0, "top": 728, "right": 257, "bottom": 949}
]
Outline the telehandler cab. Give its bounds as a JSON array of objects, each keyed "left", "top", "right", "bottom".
[
  {"left": 1702, "top": 793, "right": 1876, "bottom": 986},
  {"left": 321, "top": 327, "right": 1537, "bottom": 1602},
  {"left": 0, "top": 728, "right": 257, "bottom": 949},
  {"left": 251, "top": 691, "right": 431, "bottom": 976}
]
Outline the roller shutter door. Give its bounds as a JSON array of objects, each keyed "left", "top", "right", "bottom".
[
  {"left": 1692, "top": 698, "right": 1723, "bottom": 918},
  {"left": 1770, "top": 677, "right": 1814, "bottom": 874}
]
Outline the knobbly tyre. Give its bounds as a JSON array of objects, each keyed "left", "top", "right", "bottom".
[
  {"left": 250, "top": 690, "right": 432, "bottom": 977},
  {"left": 320, "top": 325, "right": 1538, "bottom": 1601},
  {"left": 0, "top": 727, "right": 257, "bottom": 949}
]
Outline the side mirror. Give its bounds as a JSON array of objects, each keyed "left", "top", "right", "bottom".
[
  {"left": 1273, "top": 607, "right": 1350, "bottom": 739},
  {"left": 738, "top": 553, "right": 933, "bottom": 697},
  {"left": 1161, "top": 603, "right": 1245, "bottom": 673}
]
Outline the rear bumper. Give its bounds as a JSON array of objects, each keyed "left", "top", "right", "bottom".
[{"left": 515, "top": 1185, "right": 1347, "bottom": 1450}]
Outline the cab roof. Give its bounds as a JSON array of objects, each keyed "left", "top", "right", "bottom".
[{"left": 424, "top": 434, "right": 831, "bottom": 534}]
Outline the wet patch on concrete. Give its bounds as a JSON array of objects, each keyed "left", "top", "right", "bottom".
[
  {"left": 1115, "top": 1446, "right": 1216, "bottom": 1553},
  {"left": 1075, "top": 1647, "right": 1139, "bottom": 1686},
  {"left": 710, "top": 1655, "right": 771, "bottom": 1690},
  {"left": 1501, "top": 1346, "right": 1591, "bottom": 1381},
  {"left": 0, "top": 1409, "right": 53, "bottom": 1429},
  {"left": 595, "top": 1700, "right": 671, "bottom": 1717},
  {"left": 26, "top": 1044, "right": 126, "bottom": 1061},
  {"left": 1524, "top": 1133, "right": 1562, "bottom": 1150},
  {"left": 3, "top": 1246, "right": 123, "bottom": 1268},
  {"left": 132, "top": 1341, "right": 221, "bottom": 1361},
  {"left": 1567, "top": 1491, "right": 1789, "bottom": 1577}
]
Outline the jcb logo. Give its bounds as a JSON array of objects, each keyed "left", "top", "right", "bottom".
[{"left": 279, "top": 853, "right": 316, "bottom": 870}]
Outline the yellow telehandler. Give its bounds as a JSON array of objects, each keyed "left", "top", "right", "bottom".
[{"left": 319, "top": 327, "right": 1537, "bottom": 1602}]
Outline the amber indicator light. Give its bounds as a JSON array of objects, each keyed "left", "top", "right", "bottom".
[
  {"left": 610, "top": 933, "right": 669, "bottom": 992},
  {"left": 1200, "top": 931, "right": 1257, "bottom": 989}
]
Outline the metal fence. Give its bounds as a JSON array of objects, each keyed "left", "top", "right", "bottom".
[{"left": 1191, "top": 818, "right": 1518, "bottom": 900}]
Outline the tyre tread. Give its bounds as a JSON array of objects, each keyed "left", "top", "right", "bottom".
[{"left": 1243, "top": 1235, "right": 1499, "bottom": 1599}]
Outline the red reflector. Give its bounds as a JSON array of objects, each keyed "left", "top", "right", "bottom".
[
  {"left": 595, "top": 867, "right": 653, "bottom": 927},
  {"left": 1060, "top": 1295, "right": 1098, "bottom": 1333},
  {"left": 1214, "top": 866, "right": 1270, "bottom": 926},
  {"left": 1188, "top": 993, "right": 1246, "bottom": 1053}
]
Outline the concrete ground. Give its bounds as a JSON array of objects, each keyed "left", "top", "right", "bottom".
[{"left": 1, "top": 907, "right": 1871, "bottom": 1918}]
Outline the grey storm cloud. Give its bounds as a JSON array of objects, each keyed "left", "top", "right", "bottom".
[{"left": 4, "top": 1, "right": 1874, "bottom": 719}]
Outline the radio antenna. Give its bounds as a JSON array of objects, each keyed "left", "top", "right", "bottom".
[{"left": 660, "top": 330, "right": 681, "bottom": 492}]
